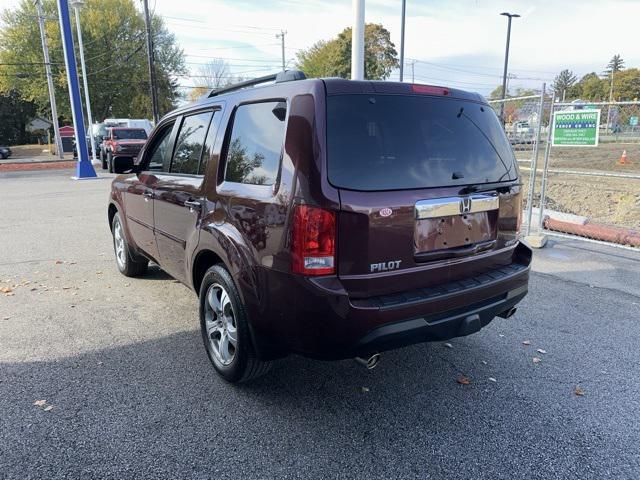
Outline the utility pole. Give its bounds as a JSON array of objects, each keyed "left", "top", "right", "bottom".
[
  {"left": 499, "top": 12, "right": 520, "bottom": 124},
  {"left": 606, "top": 71, "right": 615, "bottom": 133},
  {"left": 399, "top": 0, "right": 406, "bottom": 81},
  {"left": 56, "top": 0, "right": 96, "bottom": 178},
  {"left": 34, "top": 0, "right": 64, "bottom": 160},
  {"left": 275, "top": 30, "right": 287, "bottom": 71},
  {"left": 71, "top": 0, "right": 98, "bottom": 165},
  {"left": 351, "top": 0, "right": 365, "bottom": 80},
  {"left": 142, "top": 0, "right": 159, "bottom": 123}
]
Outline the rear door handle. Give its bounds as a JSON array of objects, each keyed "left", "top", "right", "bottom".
[
  {"left": 142, "top": 191, "right": 153, "bottom": 201},
  {"left": 184, "top": 199, "right": 202, "bottom": 212}
]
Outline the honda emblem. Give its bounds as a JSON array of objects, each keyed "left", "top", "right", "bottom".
[{"left": 460, "top": 197, "right": 472, "bottom": 214}]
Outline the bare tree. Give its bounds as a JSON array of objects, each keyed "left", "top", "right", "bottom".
[{"left": 195, "top": 58, "right": 230, "bottom": 89}]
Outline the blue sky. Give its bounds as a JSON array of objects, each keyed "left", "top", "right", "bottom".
[{"left": 2, "top": 0, "right": 638, "bottom": 96}]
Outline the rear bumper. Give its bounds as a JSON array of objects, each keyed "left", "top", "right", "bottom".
[{"left": 246, "top": 243, "right": 531, "bottom": 360}]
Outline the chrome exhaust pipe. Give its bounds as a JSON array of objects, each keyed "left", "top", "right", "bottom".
[
  {"left": 498, "top": 307, "right": 517, "bottom": 319},
  {"left": 354, "top": 353, "right": 380, "bottom": 370}
]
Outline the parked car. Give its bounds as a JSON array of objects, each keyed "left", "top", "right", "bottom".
[
  {"left": 108, "top": 71, "right": 530, "bottom": 383},
  {"left": 101, "top": 127, "right": 148, "bottom": 173},
  {"left": 0, "top": 145, "right": 12, "bottom": 159}
]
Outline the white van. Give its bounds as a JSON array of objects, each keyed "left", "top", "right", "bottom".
[{"left": 103, "top": 118, "right": 153, "bottom": 135}]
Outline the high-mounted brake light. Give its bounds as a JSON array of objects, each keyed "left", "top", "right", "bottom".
[
  {"left": 291, "top": 205, "right": 336, "bottom": 275},
  {"left": 411, "top": 84, "right": 450, "bottom": 96}
]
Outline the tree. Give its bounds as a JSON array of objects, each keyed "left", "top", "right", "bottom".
[
  {"left": 612, "top": 68, "right": 640, "bottom": 101},
  {"left": 569, "top": 72, "right": 608, "bottom": 100},
  {"left": 488, "top": 85, "right": 506, "bottom": 100},
  {"left": 188, "top": 59, "right": 231, "bottom": 101},
  {"left": 605, "top": 54, "right": 625, "bottom": 76},
  {"left": 0, "top": 0, "right": 186, "bottom": 123},
  {"left": 0, "top": 90, "right": 37, "bottom": 144},
  {"left": 296, "top": 23, "right": 398, "bottom": 80},
  {"left": 551, "top": 69, "right": 577, "bottom": 100}
]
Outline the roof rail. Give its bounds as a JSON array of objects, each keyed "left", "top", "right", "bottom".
[{"left": 208, "top": 69, "right": 307, "bottom": 98}]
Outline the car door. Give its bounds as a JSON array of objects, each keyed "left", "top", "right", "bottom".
[
  {"left": 153, "top": 109, "right": 222, "bottom": 283},
  {"left": 121, "top": 120, "right": 176, "bottom": 262}
]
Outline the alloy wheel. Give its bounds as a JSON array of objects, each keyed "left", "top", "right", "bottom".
[
  {"left": 113, "top": 220, "right": 126, "bottom": 269},
  {"left": 204, "top": 283, "right": 238, "bottom": 366}
]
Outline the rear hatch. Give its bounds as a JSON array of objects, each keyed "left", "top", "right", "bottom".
[{"left": 326, "top": 87, "right": 522, "bottom": 298}]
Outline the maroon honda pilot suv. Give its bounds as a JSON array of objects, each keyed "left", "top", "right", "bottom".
[{"left": 108, "top": 71, "right": 530, "bottom": 383}]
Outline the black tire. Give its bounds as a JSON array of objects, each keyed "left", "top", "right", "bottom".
[
  {"left": 100, "top": 149, "right": 107, "bottom": 169},
  {"left": 199, "top": 265, "right": 271, "bottom": 383},
  {"left": 107, "top": 151, "right": 114, "bottom": 173},
  {"left": 0, "top": 153, "right": 6, "bottom": 160},
  {"left": 111, "top": 212, "right": 148, "bottom": 277}
]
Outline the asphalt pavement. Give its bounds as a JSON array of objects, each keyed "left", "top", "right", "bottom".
[{"left": 1, "top": 168, "right": 639, "bottom": 479}]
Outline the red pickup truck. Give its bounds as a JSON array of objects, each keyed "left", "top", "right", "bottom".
[{"left": 101, "top": 127, "right": 148, "bottom": 173}]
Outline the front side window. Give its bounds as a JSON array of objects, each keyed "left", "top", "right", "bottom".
[
  {"left": 171, "top": 111, "right": 213, "bottom": 175},
  {"left": 146, "top": 123, "right": 174, "bottom": 172},
  {"left": 224, "top": 101, "right": 286, "bottom": 185}
]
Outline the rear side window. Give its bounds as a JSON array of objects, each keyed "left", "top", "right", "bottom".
[
  {"left": 198, "top": 110, "right": 222, "bottom": 175},
  {"left": 224, "top": 101, "right": 287, "bottom": 185},
  {"left": 171, "top": 111, "right": 213, "bottom": 175},
  {"left": 326, "top": 94, "right": 517, "bottom": 191}
]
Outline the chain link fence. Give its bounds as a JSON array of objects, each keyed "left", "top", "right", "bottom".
[
  {"left": 536, "top": 100, "right": 640, "bottom": 249},
  {"left": 490, "top": 92, "right": 639, "bottom": 249}
]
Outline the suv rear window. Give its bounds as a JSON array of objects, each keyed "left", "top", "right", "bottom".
[
  {"left": 326, "top": 94, "right": 517, "bottom": 191},
  {"left": 113, "top": 129, "right": 147, "bottom": 140}
]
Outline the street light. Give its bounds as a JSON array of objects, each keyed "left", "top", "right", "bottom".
[
  {"left": 69, "top": 0, "right": 98, "bottom": 166},
  {"left": 499, "top": 12, "right": 520, "bottom": 124}
]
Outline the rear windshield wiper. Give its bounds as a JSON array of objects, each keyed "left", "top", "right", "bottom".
[{"left": 459, "top": 181, "right": 521, "bottom": 195}]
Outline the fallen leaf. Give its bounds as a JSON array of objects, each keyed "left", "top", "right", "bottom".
[
  {"left": 0, "top": 286, "right": 12, "bottom": 294},
  {"left": 361, "top": 386, "right": 370, "bottom": 393},
  {"left": 574, "top": 387, "right": 585, "bottom": 396},
  {"left": 5, "top": 292, "right": 14, "bottom": 296},
  {"left": 33, "top": 399, "right": 46, "bottom": 407},
  {"left": 62, "top": 286, "right": 71, "bottom": 290},
  {"left": 43, "top": 405, "right": 54, "bottom": 412},
  {"left": 2, "top": 316, "right": 9, "bottom": 320},
  {"left": 536, "top": 349, "right": 547, "bottom": 354},
  {"left": 522, "top": 340, "right": 531, "bottom": 346},
  {"left": 457, "top": 375, "right": 471, "bottom": 385},
  {"left": 55, "top": 260, "right": 63, "bottom": 264},
  {"left": 69, "top": 305, "right": 75, "bottom": 308},
  {"left": 124, "top": 283, "right": 131, "bottom": 287},
  {"left": 488, "top": 377, "right": 497, "bottom": 382},
  {"left": 532, "top": 357, "right": 542, "bottom": 364},
  {"left": 30, "top": 287, "right": 37, "bottom": 291},
  {"left": 96, "top": 271, "right": 103, "bottom": 275},
  {"left": 444, "top": 342, "right": 453, "bottom": 349}
]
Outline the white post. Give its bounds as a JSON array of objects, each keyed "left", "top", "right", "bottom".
[
  {"left": 73, "top": 5, "right": 98, "bottom": 165},
  {"left": 351, "top": 0, "right": 365, "bottom": 80},
  {"left": 34, "top": 0, "right": 64, "bottom": 159}
]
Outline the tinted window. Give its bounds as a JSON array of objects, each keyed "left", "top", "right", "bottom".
[
  {"left": 146, "top": 123, "right": 174, "bottom": 171},
  {"left": 224, "top": 101, "right": 286, "bottom": 185},
  {"left": 171, "top": 111, "right": 213, "bottom": 175},
  {"left": 112, "top": 129, "right": 147, "bottom": 140},
  {"left": 198, "top": 110, "right": 222, "bottom": 175},
  {"left": 327, "top": 94, "right": 517, "bottom": 191}
]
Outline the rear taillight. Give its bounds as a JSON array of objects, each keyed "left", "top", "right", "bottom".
[
  {"left": 411, "top": 84, "right": 450, "bottom": 96},
  {"left": 291, "top": 205, "right": 336, "bottom": 275}
]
